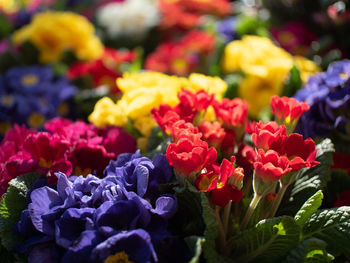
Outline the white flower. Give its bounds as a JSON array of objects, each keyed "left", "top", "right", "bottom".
[{"left": 96, "top": 0, "right": 159, "bottom": 40}]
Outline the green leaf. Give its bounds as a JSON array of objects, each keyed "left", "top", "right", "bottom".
[
  {"left": 223, "top": 73, "right": 243, "bottom": 99},
  {"left": 282, "top": 65, "right": 302, "bottom": 97},
  {"left": 185, "top": 236, "right": 205, "bottom": 263},
  {"left": 228, "top": 216, "right": 301, "bottom": 263},
  {"left": 302, "top": 206, "right": 350, "bottom": 258},
  {"left": 295, "top": 190, "right": 323, "bottom": 227},
  {"left": 279, "top": 139, "right": 334, "bottom": 216},
  {"left": 0, "top": 173, "right": 43, "bottom": 250},
  {"left": 282, "top": 238, "right": 334, "bottom": 263}
]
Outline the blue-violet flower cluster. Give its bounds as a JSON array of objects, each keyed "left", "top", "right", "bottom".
[
  {"left": 295, "top": 60, "right": 350, "bottom": 138},
  {"left": 0, "top": 65, "right": 77, "bottom": 135},
  {"left": 14, "top": 151, "right": 190, "bottom": 263}
]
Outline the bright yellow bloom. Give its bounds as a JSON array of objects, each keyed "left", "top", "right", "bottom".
[
  {"left": 12, "top": 11, "right": 103, "bottom": 63},
  {"left": 89, "top": 72, "right": 227, "bottom": 149},
  {"left": 222, "top": 36, "right": 319, "bottom": 118}
]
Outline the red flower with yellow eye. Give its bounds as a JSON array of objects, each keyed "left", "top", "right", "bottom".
[
  {"left": 270, "top": 96, "right": 309, "bottom": 127},
  {"left": 196, "top": 157, "right": 244, "bottom": 207}
]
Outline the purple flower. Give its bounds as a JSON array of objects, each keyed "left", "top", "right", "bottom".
[
  {"left": 14, "top": 153, "right": 183, "bottom": 262},
  {"left": 295, "top": 60, "right": 350, "bottom": 138},
  {"left": 216, "top": 17, "right": 238, "bottom": 43},
  {"left": 0, "top": 65, "right": 77, "bottom": 134},
  {"left": 104, "top": 151, "right": 173, "bottom": 202}
]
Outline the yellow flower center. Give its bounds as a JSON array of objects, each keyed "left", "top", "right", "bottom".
[
  {"left": 339, "top": 72, "right": 348, "bottom": 79},
  {"left": 27, "top": 112, "right": 45, "bottom": 128},
  {"left": 58, "top": 102, "right": 69, "bottom": 116},
  {"left": 21, "top": 74, "right": 39, "bottom": 86},
  {"left": 277, "top": 32, "right": 295, "bottom": 46},
  {"left": 1, "top": 95, "right": 14, "bottom": 106},
  {"left": 39, "top": 158, "right": 52, "bottom": 169},
  {"left": 75, "top": 166, "right": 92, "bottom": 177},
  {"left": 104, "top": 251, "right": 133, "bottom": 263},
  {"left": 0, "top": 121, "right": 11, "bottom": 135}
]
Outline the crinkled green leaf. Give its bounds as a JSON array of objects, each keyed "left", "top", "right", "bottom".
[
  {"left": 228, "top": 216, "right": 300, "bottom": 263},
  {"left": 282, "top": 238, "right": 334, "bottom": 263},
  {"left": 302, "top": 206, "right": 350, "bottom": 258},
  {"left": 0, "top": 173, "right": 43, "bottom": 250},
  {"left": 295, "top": 191, "right": 323, "bottom": 227},
  {"left": 279, "top": 139, "right": 334, "bottom": 216}
]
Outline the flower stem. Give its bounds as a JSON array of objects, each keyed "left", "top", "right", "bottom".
[
  {"left": 215, "top": 206, "right": 227, "bottom": 253},
  {"left": 223, "top": 201, "right": 232, "bottom": 234},
  {"left": 241, "top": 193, "right": 262, "bottom": 230},
  {"left": 269, "top": 183, "right": 288, "bottom": 218}
]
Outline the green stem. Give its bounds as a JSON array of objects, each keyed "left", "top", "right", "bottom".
[
  {"left": 241, "top": 193, "right": 262, "bottom": 230},
  {"left": 269, "top": 183, "right": 288, "bottom": 218},
  {"left": 215, "top": 206, "right": 227, "bottom": 253},
  {"left": 223, "top": 201, "right": 232, "bottom": 234}
]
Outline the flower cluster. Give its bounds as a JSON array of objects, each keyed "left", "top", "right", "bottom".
[
  {"left": 68, "top": 48, "right": 137, "bottom": 94},
  {"left": 295, "top": 60, "right": 350, "bottom": 139},
  {"left": 158, "top": 0, "right": 231, "bottom": 30},
  {"left": 152, "top": 89, "right": 250, "bottom": 207},
  {"left": 0, "top": 65, "right": 77, "bottom": 135},
  {"left": 145, "top": 30, "right": 215, "bottom": 76},
  {"left": 89, "top": 72, "right": 227, "bottom": 149},
  {"left": 0, "top": 118, "right": 136, "bottom": 195},
  {"left": 96, "top": 0, "right": 159, "bottom": 40},
  {"left": 14, "top": 152, "right": 187, "bottom": 262},
  {"left": 221, "top": 36, "right": 320, "bottom": 117},
  {"left": 12, "top": 11, "right": 104, "bottom": 63}
]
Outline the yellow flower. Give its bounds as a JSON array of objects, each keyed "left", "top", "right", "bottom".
[
  {"left": 13, "top": 11, "right": 103, "bottom": 63},
  {"left": 89, "top": 72, "right": 227, "bottom": 149},
  {"left": 222, "top": 36, "right": 319, "bottom": 118},
  {"left": 0, "top": 0, "right": 28, "bottom": 13},
  {"left": 294, "top": 56, "right": 321, "bottom": 83}
]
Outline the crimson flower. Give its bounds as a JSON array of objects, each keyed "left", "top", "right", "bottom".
[
  {"left": 151, "top": 104, "right": 180, "bottom": 133},
  {"left": 198, "top": 121, "right": 226, "bottom": 148},
  {"left": 213, "top": 98, "right": 248, "bottom": 129},
  {"left": 196, "top": 157, "right": 244, "bottom": 207},
  {"left": 252, "top": 121, "right": 287, "bottom": 152},
  {"left": 254, "top": 149, "right": 292, "bottom": 182},
  {"left": 166, "top": 138, "right": 217, "bottom": 177},
  {"left": 171, "top": 120, "right": 202, "bottom": 143},
  {"left": 270, "top": 95, "right": 309, "bottom": 127},
  {"left": 23, "top": 132, "right": 73, "bottom": 184},
  {"left": 279, "top": 133, "right": 319, "bottom": 171}
]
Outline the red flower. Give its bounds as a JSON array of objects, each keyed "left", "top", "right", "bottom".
[
  {"left": 0, "top": 152, "right": 37, "bottom": 196},
  {"left": 98, "top": 126, "right": 136, "bottom": 157},
  {"left": 166, "top": 138, "right": 217, "bottom": 177},
  {"left": 151, "top": 105, "right": 180, "bottom": 133},
  {"left": 213, "top": 98, "right": 249, "bottom": 129},
  {"left": 270, "top": 96, "right": 309, "bottom": 126},
  {"left": 0, "top": 124, "right": 35, "bottom": 163},
  {"left": 171, "top": 120, "right": 202, "bottom": 143},
  {"left": 236, "top": 144, "right": 257, "bottom": 174},
  {"left": 280, "top": 133, "right": 319, "bottom": 171},
  {"left": 177, "top": 89, "right": 213, "bottom": 117},
  {"left": 68, "top": 48, "right": 137, "bottom": 94},
  {"left": 254, "top": 149, "right": 292, "bottom": 182},
  {"left": 332, "top": 152, "right": 350, "bottom": 174},
  {"left": 196, "top": 157, "right": 244, "bottom": 206},
  {"left": 198, "top": 121, "right": 225, "bottom": 148},
  {"left": 68, "top": 141, "right": 115, "bottom": 178},
  {"left": 252, "top": 121, "right": 287, "bottom": 152},
  {"left": 23, "top": 133, "right": 72, "bottom": 184},
  {"left": 220, "top": 129, "right": 236, "bottom": 157},
  {"left": 334, "top": 190, "right": 350, "bottom": 207}
]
